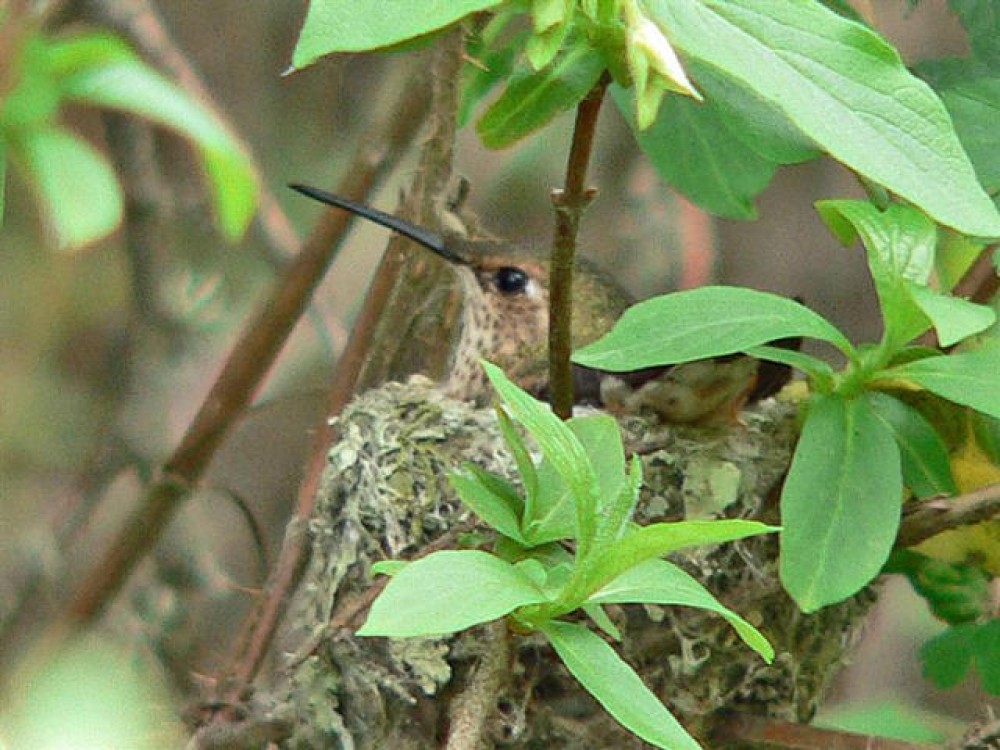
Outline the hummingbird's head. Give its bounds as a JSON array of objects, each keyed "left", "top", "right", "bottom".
[{"left": 289, "top": 184, "right": 631, "bottom": 402}]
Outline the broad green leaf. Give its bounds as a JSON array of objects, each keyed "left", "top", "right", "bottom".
[
  {"left": 483, "top": 362, "right": 599, "bottom": 551},
  {"left": 816, "top": 200, "right": 937, "bottom": 347},
  {"left": 917, "top": 58, "right": 1000, "bottom": 199},
  {"left": 477, "top": 38, "right": 605, "bottom": 148},
  {"left": 540, "top": 620, "right": 701, "bottom": 750},
  {"left": 292, "top": 0, "right": 503, "bottom": 64},
  {"left": 905, "top": 282, "right": 996, "bottom": 347},
  {"left": 816, "top": 201, "right": 937, "bottom": 285},
  {"left": 357, "top": 550, "right": 548, "bottom": 637},
  {"left": 880, "top": 350, "right": 1000, "bottom": 420},
  {"left": 566, "top": 519, "right": 776, "bottom": 605},
  {"left": 589, "top": 558, "right": 773, "bottom": 660},
  {"left": 60, "top": 59, "right": 257, "bottom": 239},
  {"left": 573, "top": 286, "right": 853, "bottom": 371},
  {"left": 571, "top": 414, "right": 627, "bottom": 517},
  {"left": 614, "top": 54, "right": 820, "bottom": 218},
  {"left": 449, "top": 470, "right": 527, "bottom": 543},
  {"left": 866, "top": 392, "right": 957, "bottom": 499},
  {"left": 644, "top": 0, "right": 1000, "bottom": 237},
  {"left": 921, "top": 620, "right": 1000, "bottom": 694},
  {"left": 11, "top": 127, "right": 122, "bottom": 250},
  {"left": 612, "top": 82, "right": 776, "bottom": 219},
  {"left": 780, "top": 394, "right": 902, "bottom": 611}
]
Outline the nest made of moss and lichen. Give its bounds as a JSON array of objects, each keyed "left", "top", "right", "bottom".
[{"left": 266, "top": 378, "right": 875, "bottom": 749}]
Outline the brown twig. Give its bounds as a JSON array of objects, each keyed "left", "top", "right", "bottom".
[
  {"left": 549, "top": 73, "right": 609, "bottom": 419},
  {"left": 62, "top": 61, "right": 433, "bottom": 628},
  {"left": 708, "top": 711, "right": 937, "bottom": 749},
  {"left": 897, "top": 481, "right": 1000, "bottom": 548},
  {"left": 216, "top": 34, "right": 461, "bottom": 696},
  {"left": 445, "top": 621, "right": 510, "bottom": 750}
]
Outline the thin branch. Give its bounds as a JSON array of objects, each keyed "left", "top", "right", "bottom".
[
  {"left": 445, "top": 621, "right": 510, "bottom": 750},
  {"left": 61, "top": 62, "right": 431, "bottom": 629},
  {"left": 548, "top": 73, "right": 609, "bottom": 419},
  {"left": 215, "top": 34, "right": 460, "bottom": 696},
  {"left": 709, "top": 711, "right": 937, "bottom": 750},
  {"left": 897, "top": 481, "right": 1000, "bottom": 548}
]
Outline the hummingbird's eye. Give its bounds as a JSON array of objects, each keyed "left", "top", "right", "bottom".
[{"left": 494, "top": 267, "right": 530, "bottom": 295}]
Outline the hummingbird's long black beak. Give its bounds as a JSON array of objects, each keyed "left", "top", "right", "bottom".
[{"left": 289, "top": 183, "right": 468, "bottom": 266}]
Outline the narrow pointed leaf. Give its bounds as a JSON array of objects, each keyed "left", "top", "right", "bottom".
[
  {"left": 358, "top": 550, "right": 548, "bottom": 637},
  {"left": 880, "top": 350, "right": 1000, "bottom": 420},
  {"left": 449, "top": 471, "right": 527, "bottom": 543},
  {"left": 483, "top": 362, "right": 599, "bottom": 550},
  {"left": 905, "top": 282, "right": 996, "bottom": 348},
  {"left": 477, "top": 39, "right": 605, "bottom": 148},
  {"left": 540, "top": 620, "right": 701, "bottom": 750},
  {"left": 589, "top": 558, "right": 773, "bottom": 660},
  {"left": 573, "top": 286, "right": 853, "bottom": 371},
  {"left": 569, "top": 519, "right": 776, "bottom": 603},
  {"left": 780, "top": 394, "right": 902, "bottom": 611}
]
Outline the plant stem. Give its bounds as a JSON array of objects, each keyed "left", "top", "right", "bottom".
[{"left": 549, "top": 73, "right": 609, "bottom": 419}]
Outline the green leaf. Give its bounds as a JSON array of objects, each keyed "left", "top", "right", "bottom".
[
  {"left": 905, "top": 282, "right": 996, "bottom": 347},
  {"left": 644, "top": 0, "right": 1000, "bottom": 237},
  {"left": 567, "top": 519, "right": 776, "bottom": 605},
  {"left": 866, "top": 392, "right": 957, "bottom": 499},
  {"left": 459, "top": 14, "right": 531, "bottom": 127},
  {"left": 292, "top": 0, "right": 503, "bottom": 64},
  {"left": 917, "top": 58, "right": 1000, "bottom": 199},
  {"left": 589, "top": 558, "right": 773, "bottom": 660},
  {"left": 745, "top": 344, "right": 835, "bottom": 386},
  {"left": 573, "top": 286, "right": 853, "bottom": 371},
  {"left": 613, "top": 54, "right": 820, "bottom": 219},
  {"left": 477, "top": 37, "right": 605, "bottom": 148},
  {"left": 540, "top": 620, "right": 701, "bottom": 750},
  {"left": 780, "top": 393, "right": 902, "bottom": 611},
  {"left": 371, "top": 560, "right": 408, "bottom": 576},
  {"left": 357, "top": 550, "right": 548, "bottom": 637},
  {"left": 816, "top": 200, "right": 938, "bottom": 347},
  {"left": 483, "top": 362, "right": 600, "bottom": 551},
  {"left": 60, "top": 58, "right": 257, "bottom": 240},
  {"left": 449, "top": 470, "right": 527, "bottom": 543},
  {"left": 921, "top": 620, "right": 1000, "bottom": 694},
  {"left": 495, "top": 405, "right": 538, "bottom": 518},
  {"left": 10, "top": 127, "right": 122, "bottom": 250},
  {"left": 612, "top": 82, "right": 776, "bottom": 219},
  {"left": 947, "top": 0, "right": 1000, "bottom": 68},
  {"left": 880, "top": 350, "right": 1000, "bottom": 420}
]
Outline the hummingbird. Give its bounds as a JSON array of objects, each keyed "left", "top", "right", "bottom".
[{"left": 290, "top": 184, "right": 791, "bottom": 424}]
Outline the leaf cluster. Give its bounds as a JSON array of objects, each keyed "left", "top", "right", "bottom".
[
  {"left": 294, "top": 0, "right": 1000, "bottom": 234},
  {"left": 575, "top": 201, "right": 1000, "bottom": 613},
  {"left": 359, "top": 361, "right": 776, "bottom": 749},
  {"left": 0, "top": 27, "right": 256, "bottom": 249}
]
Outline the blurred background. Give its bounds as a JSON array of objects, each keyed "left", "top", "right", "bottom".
[{"left": 0, "top": 1, "right": 991, "bottom": 746}]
